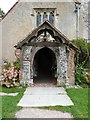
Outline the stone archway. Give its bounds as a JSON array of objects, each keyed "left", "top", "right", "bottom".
[{"left": 33, "top": 47, "right": 57, "bottom": 84}]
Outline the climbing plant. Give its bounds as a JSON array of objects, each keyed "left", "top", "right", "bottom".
[
  {"left": 72, "top": 39, "right": 90, "bottom": 85},
  {"left": 75, "top": 64, "right": 86, "bottom": 85},
  {"left": 72, "top": 38, "right": 89, "bottom": 67}
]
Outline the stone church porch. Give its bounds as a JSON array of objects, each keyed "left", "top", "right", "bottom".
[{"left": 15, "top": 21, "right": 78, "bottom": 87}]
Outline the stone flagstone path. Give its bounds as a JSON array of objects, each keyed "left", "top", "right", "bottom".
[
  {"left": 17, "top": 87, "right": 74, "bottom": 107},
  {"left": 16, "top": 108, "right": 73, "bottom": 118},
  {"left": 0, "top": 92, "right": 18, "bottom": 96}
]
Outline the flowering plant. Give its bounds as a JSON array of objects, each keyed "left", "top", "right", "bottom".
[{"left": 1, "top": 59, "right": 20, "bottom": 87}]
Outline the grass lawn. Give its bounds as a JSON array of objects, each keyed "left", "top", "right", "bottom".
[
  {"left": 0, "top": 86, "right": 26, "bottom": 118},
  {"left": 0, "top": 86, "right": 89, "bottom": 119},
  {"left": 39, "top": 88, "right": 89, "bottom": 119}
]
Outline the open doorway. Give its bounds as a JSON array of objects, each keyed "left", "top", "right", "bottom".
[{"left": 33, "top": 47, "right": 57, "bottom": 84}]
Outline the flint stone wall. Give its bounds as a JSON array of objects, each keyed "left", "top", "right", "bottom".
[{"left": 21, "top": 45, "right": 75, "bottom": 86}]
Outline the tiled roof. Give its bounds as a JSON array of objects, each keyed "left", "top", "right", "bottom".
[
  {"left": 73, "top": 0, "right": 81, "bottom": 4},
  {"left": 15, "top": 20, "right": 78, "bottom": 51}
]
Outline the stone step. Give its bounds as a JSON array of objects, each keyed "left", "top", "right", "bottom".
[{"left": 24, "top": 87, "right": 67, "bottom": 95}]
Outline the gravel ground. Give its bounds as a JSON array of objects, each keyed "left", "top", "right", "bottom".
[{"left": 15, "top": 108, "right": 73, "bottom": 118}]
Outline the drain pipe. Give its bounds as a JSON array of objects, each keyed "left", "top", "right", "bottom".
[{"left": 74, "top": 1, "right": 81, "bottom": 39}]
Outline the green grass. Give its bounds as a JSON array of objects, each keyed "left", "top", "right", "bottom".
[
  {"left": 38, "top": 88, "right": 89, "bottom": 119},
  {"left": 0, "top": 86, "right": 25, "bottom": 93},
  {"left": 0, "top": 86, "right": 89, "bottom": 119},
  {"left": 0, "top": 86, "right": 26, "bottom": 118}
]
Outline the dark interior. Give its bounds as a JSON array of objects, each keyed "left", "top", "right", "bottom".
[{"left": 33, "top": 47, "right": 57, "bottom": 83}]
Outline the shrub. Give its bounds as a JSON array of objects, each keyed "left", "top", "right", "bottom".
[
  {"left": 72, "top": 39, "right": 90, "bottom": 85},
  {"left": 88, "top": 43, "right": 90, "bottom": 54},
  {"left": 75, "top": 64, "right": 90, "bottom": 86},
  {"left": 72, "top": 38, "right": 89, "bottom": 66},
  {"left": 83, "top": 69, "right": 90, "bottom": 85},
  {"left": 1, "top": 59, "right": 20, "bottom": 87},
  {"left": 75, "top": 64, "right": 86, "bottom": 85},
  {"left": 13, "top": 58, "right": 20, "bottom": 70}
]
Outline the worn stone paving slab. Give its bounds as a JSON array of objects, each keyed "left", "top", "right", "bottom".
[
  {"left": 0, "top": 92, "right": 18, "bottom": 96},
  {"left": 24, "top": 87, "right": 67, "bottom": 95},
  {"left": 17, "top": 94, "right": 74, "bottom": 107},
  {"left": 16, "top": 108, "right": 73, "bottom": 118},
  {"left": 17, "top": 87, "right": 74, "bottom": 107}
]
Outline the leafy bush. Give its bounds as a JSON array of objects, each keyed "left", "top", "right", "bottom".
[
  {"left": 72, "top": 39, "right": 90, "bottom": 85},
  {"left": 72, "top": 39, "right": 89, "bottom": 66},
  {"left": 75, "top": 64, "right": 86, "bottom": 85},
  {"left": 13, "top": 58, "right": 21, "bottom": 70},
  {"left": 83, "top": 69, "right": 90, "bottom": 85},
  {"left": 0, "top": 8, "right": 5, "bottom": 17},
  {"left": 88, "top": 43, "right": 90, "bottom": 54},
  {"left": 1, "top": 59, "right": 21, "bottom": 87}
]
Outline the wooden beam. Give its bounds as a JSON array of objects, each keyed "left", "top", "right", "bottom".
[{"left": 27, "top": 41, "right": 61, "bottom": 47}]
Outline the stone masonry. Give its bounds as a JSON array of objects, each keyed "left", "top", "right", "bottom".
[{"left": 1, "top": 0, "right": 88, "bottom": 86}]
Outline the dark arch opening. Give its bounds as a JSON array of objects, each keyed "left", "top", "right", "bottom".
[{"left": 33, "top": 47, "right": 57, "bottom": 84}]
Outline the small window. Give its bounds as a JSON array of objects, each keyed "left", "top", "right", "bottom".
[
  {"left": 43, "top": 12, "right": 48, "bottom": 21},
  {"left": 49, "top": 12, "right": 54, "bottom": 25},
  {"left": 37, "top": 12, "right": 41, "bottom": 26}
]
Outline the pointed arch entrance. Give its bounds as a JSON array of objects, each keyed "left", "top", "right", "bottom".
[{"left": 33, "top": 47, "right": 57, "bottom": 84}]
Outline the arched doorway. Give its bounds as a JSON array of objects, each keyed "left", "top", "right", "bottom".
[{"left": 33, "top": 47, "right": 57, "bottom": 84}]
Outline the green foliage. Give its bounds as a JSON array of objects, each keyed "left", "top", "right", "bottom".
[
  {"left": 1, "top": 86, "right": 88, "bottom": 118},
  {"left": 88, "top": 43, "right": 90, "bottom": 54},
  {"left": 2, "top": 59, "right": 21, "bottom": 88},
  {"left": 83, "top": 70, "right": 90, "bottom": 86},
  {"left": 13, "top": 58, "right": 21, "bottom": 70},
  {"left": 75, "top": 64, "right": 86, "bottom": 85},
  {"left": 39, "top": 88, "right": 88, "bottom": 118},
  {"left": 72, "top": 39, "right": 89, "bottom": 66},
  {"left": 84, "top": 43, "right": 90, "bottom": 68},
  {"left": 72, "top": 38, "right": 88, "bottom": 53},
  {"left": 2, "top": 61, "right": 11, "bottom": 70},
  {"left": 72, "top": 39, "right": 90, "bottom": 85},
  {"left": 0, "top": 8, "right": 5, "bottom": 17},
  {"left": 1, "top": 86, "right": 26, "bottom": 118}
]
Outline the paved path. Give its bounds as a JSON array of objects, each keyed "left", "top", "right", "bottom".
[
  {"left": 17, "top": 87, "right": 74, "bottom": 107},
  {"left": 0, "top": 92, "right": 18, "bottom": 96},
  {"left": 16, "top": 108, "right": 73, "bottom": 118}
]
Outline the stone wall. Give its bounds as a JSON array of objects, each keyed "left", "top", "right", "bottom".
[
  {"left": 56, "top": 46, "right": 68, "bottom": 86},
  {"left": 67, "top": 48, "right": 75, "bottom": 85},
  {"left": 80, "top": 0, "right": 90, "bottom": 42},
  {"left": 0, "top": 0, "right": 88, "bottom": 64},
  {"left": 0, "top": 0, "right": 85, "bottom": 85},
  {"left": 1, "top": 0, "right": 80, "bottom": 62},
  {"left": 0, "top": 22, "right": 2, "bottom": 74},
  {"left": 21, "top": 46, "right": 32, "bottom": 84},
  {"left": 20, "top": 45, "right": 73, "bottom": 86}
]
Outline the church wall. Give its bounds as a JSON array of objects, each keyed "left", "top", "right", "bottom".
[
  {"left": 0, "top": 22, "right": 2, "bottom": 74},
  {"left": 56, "top": 46, "right": 68, "bottom": 86},
  {"left": 67, "top": 48, "right": 75, "bottom": 85},
  {"left": 0, "top": 0, "right": 88, "bottom": 86},
  {"left": 1, "top": 1, "right": 87, "bottom": 63}
]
